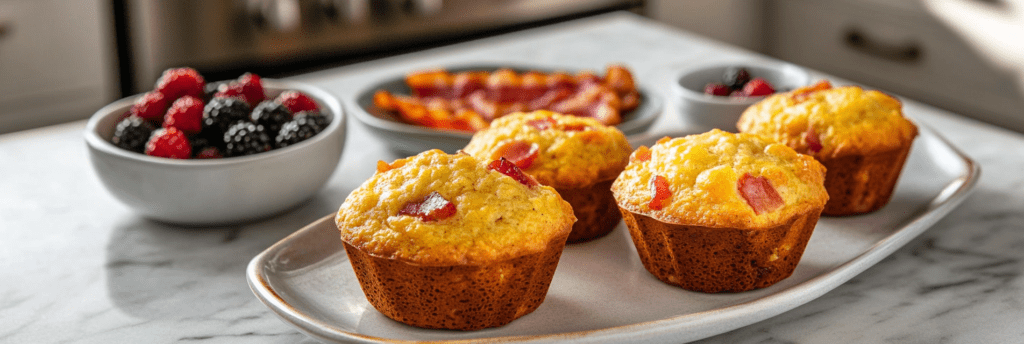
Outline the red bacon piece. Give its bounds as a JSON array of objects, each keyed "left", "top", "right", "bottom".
[
  {"left": 399, "top": 191, "right": 457, "bottom": 221},
  {"left": 737, "top": 173, "right": 785, "bottom": 215},
  {"left": 792, "top": 80, "right": 833, "bottom": 102},
  {"left": 648, "top": 175, "right": 671, "bottom": 210},
  {"left": 632, "top": 146, "right": 651, "bottom": 163},
  {"left": 805, "top": 126, "right": 823, "bottom": 154},
  {"left": 495, "top": 140, "right": 540, "bottom": 169},
  {"left": 527, "top": 117, "right": 556, "bottom": 130},
  {"left": 488, "top": 157, "right": 539, "bottom": 187}
]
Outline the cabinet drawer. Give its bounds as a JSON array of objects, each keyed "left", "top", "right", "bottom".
[
  {"left": 768, "top": 0, "right": 1024, "bottom": 132},
  {"left": 0, "top": 0, "right": 116, "bottom": 133}
]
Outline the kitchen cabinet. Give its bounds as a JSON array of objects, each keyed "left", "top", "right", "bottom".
[
  {"left": 766, "top": 0, "right": 1024, "bottom": 133},
  {"left": 0, "top": 0, "right": 117, "bottom": 134}
]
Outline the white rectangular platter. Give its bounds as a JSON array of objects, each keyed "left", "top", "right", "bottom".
[{"left": 247, "top": 125, "right": 978, "bottom": 343}]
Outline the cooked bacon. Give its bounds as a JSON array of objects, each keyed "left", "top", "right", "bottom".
[
  {"left": 805, "top": 126, "right": 822, "bottom": 154},
  {"left": 488, "top": 157, "right": 539, "bottom": 187},
  {"left": 377, "top": 65, "right": 641, "bottom": 131},
  {"left": 399, "top": 191, "right": 457, "bottom": 221},
  {"left": 792, "top": 80, "right": 833, "bottom": 102},
  {"left": 737, "top": 173, "right": 784, "bottom": 215},
  {"left": 632, "top": 146, "right": 652, "bottom": 163},
  {"left": 495, "top": 141, "right": 540, "bottom": 170}
]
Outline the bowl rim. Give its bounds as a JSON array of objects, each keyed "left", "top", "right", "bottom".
[
  {"left": 84, "top": 78, "right": 345, "bottom": 167},
  {"left": 673, "top": 60, "right": 812, "bottom": 105},
  {"left": 347, "top": 63, "right": 663, "bottom": 139}
]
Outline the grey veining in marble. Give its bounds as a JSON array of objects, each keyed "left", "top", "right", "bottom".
[{"left": 2, "top": 11, "right": 1023, "bottom": 343}]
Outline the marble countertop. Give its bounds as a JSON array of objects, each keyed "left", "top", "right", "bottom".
[{"left": 2, "top": 12, "right": 1023, "bottom": 343}]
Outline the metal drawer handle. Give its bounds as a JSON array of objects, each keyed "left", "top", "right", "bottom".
[{"left": 844, "top": 28, "right": 922, "bottom": 63}]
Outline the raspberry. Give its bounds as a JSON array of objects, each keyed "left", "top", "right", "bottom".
[
  {"left": 215, "top": 73, "right": 265, "bottom": 107},
  {"left": 741, "top": 78, "right": 775, "bottom": 97},
  {"left": 145, "top": 127, "right": 192, "bottom": 159},
  {"left": 703, "top": 83, "right": 731, "bottom": 96},
  {"left": 251, "top": 100, "right": 292, "bottom": 135},
  {"left": 163, "top": 96, "right": 204, "bottom": 135},
  {"left": 155, "top": 67, "right": 206, "bottom": 100},
  {"left": 276, "top": 90, "right": 319, "bottom": 113},
  {"left": 224, "top": 121, "right": 272, "bottom": 157},
  {"left": 236, "top": 73, "right": 266, "bottom": 106},
  {"left": 112, "top": 115, "right": 156, "bottom": 153},
  {"left": 129, "top": 91, "right": 168, "bottom": 122},
  {"left": 275, "top": 112, "right": 326, "bottom": 148}
]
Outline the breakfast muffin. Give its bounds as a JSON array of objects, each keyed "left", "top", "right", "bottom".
[
  {"left": 611, "top": 129, "right": 828, "bottom": 293},
  {"left": 463, "top": 110, "right": 632, "bottom": 243},
  {"left": 737, "top": 81, "right": 918, "bottom": 215},
  {"left": 335, "top": 149, "right": 575, "bottom": 330}
]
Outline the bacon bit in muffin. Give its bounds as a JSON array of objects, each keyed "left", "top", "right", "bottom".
[
  {"left": 648, "top": 175, "right": 671, "bottom": 210},
  {"left": 737, "top": 173, "right": 785, "bottom": 215},
  {"left": 495, "top": 141, "right": 540, "bottom": 169},
  {"left": 527, "top": 117, "right": 556, "bottom": 130},
  {"left": 562, "top": 123, "right": 589, "bottom": 131},
  {"left": 398, "top": 191, "right": 457, "bottom": 221},
  {"left": 805, "top": 126, "right": 823, "bottom": 154},
  {"left": 632, "top": 146, "right": 652, "bottom": 163},
  {"left": 792, "top": 80, "right": 833, "bottom": 102},
  {"left": 488, "top": 157, "right": 539, "bottom": 187}
]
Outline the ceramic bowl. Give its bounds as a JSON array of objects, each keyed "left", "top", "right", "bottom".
[
  {"left": 674, "top": 60, "right": 811, "bottom": 132},
  {"left": 350, "top": 64, "right": 663, "bottom": 155},
  {"left": 85, "top": 79, "right": 346, "bottom": 226}
]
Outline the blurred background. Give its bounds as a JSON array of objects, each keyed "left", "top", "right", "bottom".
[{"left": 2, "top": 0, "right": 1022, "bottom": 135}]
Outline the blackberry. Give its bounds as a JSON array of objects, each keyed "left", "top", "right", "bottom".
[
  {"left": 723, "top": 67, "right": 751, "bottom": 90},
  {"left": 250, "top": 100, "right": 292, "bottom": 135},
  {"left": 223, "top": 121, "right": 272, "bottom": 157},
  {"left": 203, "top": 97, "right": 251, "bottom": 134},
  {"left": 275, "top": 112, "right": 328, "bottom": 148},
  {"left": 112, "top": 115, "right": 156, "bottom": 153}
]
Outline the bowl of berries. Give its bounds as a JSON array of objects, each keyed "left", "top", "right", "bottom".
[
  {"left": 85, "top": 68, "right": 345, "bottom": 225},
  {"left": 674, "top": 59, "right": 811, "bottom": 132}
]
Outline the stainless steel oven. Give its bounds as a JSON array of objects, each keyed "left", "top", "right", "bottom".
[{"left": 113, "top": 0, "right": 643, "bottom": 95}]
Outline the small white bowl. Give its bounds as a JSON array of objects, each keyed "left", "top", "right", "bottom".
[
  {"left": 85, "top": 79, "right": 346, "bottom": 226},
  {"left": 674, "top": 60, "right": 811, "bottom": 132}
]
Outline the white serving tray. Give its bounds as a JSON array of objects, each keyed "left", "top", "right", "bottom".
[{"left": 247, "top": 125, "right": 978, "bottom": 343}]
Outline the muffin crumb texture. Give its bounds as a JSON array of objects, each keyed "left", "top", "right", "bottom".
[{"left": 336, "top": 149, "right": 574, "bottom": 265}]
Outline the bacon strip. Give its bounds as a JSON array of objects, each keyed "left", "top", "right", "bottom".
[{"left": 375, "top": 65, "right": 641, "bottom": 131}]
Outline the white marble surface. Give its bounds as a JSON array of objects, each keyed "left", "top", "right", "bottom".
[{"left": 1, "top": 12, "right": 1022, "bottom": 343}]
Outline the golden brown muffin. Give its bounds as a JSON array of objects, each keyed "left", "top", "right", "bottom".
[
  {"left": 463, "top": 110, "right": 632, "bottom": 242},
  {"left": 336, "top": 149, "right": 575, "bottom": 330},
  {"left": 737, "top": 81, "right": 918, "bottom": 215},
  {"left": 611, "top": 129, "right": 828, "bottom": 292}
]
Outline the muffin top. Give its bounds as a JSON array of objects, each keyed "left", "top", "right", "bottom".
[
  {"left": 611, "top": 129, "right": 828, "bottom": 229},
  {"left": 462, "top": 110, "right": 632, "bottom": 189},
  {"left": 336, "top": 149, "right": 575, "bottom": 266},
  {"left": 737, "top": 81, "right": 918, "bottom": 158}
]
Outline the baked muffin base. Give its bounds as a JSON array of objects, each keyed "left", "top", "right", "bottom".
[
  {"left": 558, "top": 179, "right": 620, "bottom": 243},
  {"left": 820, "top": 144, "right": 913, "bottom": 216},
  {"left": 343, "top": 229, "right": 570, "bottom": 331},
  {"left": 619, "top": 208, "right": 821, "bottom": 293}
]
